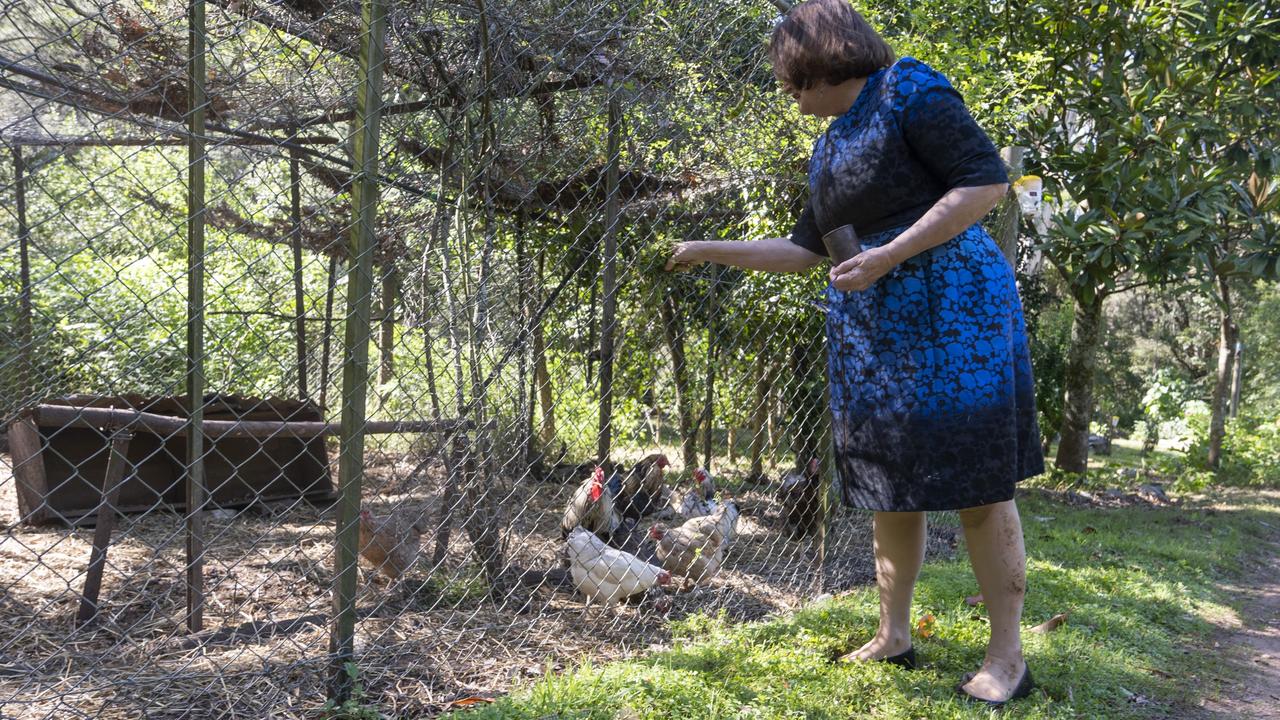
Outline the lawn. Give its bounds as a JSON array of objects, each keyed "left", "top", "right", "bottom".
[{"left": 443, "top": 486, "right": 1279, "bottom": 719}]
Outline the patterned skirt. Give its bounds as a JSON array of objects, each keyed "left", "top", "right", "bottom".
[{"left": 827, "top": 223, "right": 1044, "bottom": 512}]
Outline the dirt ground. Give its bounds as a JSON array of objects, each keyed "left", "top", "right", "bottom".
[
  {"left": 0, "top": 449, "right": 957, "bottom": 719},
  {"left": 1196, "top": 509, "right": 1280, "bottom": 719}
]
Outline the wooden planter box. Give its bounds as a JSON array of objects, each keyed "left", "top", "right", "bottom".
[{"left": 9, "top": 395, "right": 334, "bottom": 525}]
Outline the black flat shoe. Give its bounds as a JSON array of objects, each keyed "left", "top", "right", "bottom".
[
  {"left": 833, "top": 645, "right": 918, "bottom": 670},
  {"left": 957, "top": 664, "right": 1035, "bottom": 707},
  {"left": 879, "top": 646, "right": 918, "bottom": 670}
]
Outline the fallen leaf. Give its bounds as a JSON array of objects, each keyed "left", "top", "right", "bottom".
[
  {"left": 915, "top": 613, "right": 937, "bottom": 638},
  {"left": 1029, "top": 612, "right": 1069, "bottom": 633},
  {"left": 448, "top": 696, "right": 494, "bottom": 707}
]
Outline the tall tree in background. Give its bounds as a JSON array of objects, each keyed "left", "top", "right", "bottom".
[
  {"left": 1010, "top": 0, "right": 1276, "bottom": 472},
  {"left": 1169, "top": 1, "right": 1280, "bottom": 467}
]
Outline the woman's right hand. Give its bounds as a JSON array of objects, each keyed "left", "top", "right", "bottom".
[{"left": 664, "top": 241, "right": 706, "bottom": 271}]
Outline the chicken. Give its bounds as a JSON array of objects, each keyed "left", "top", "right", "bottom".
[
  {"left": 675, "top": 467, "right": 718, "bottom": 518},
  {"left": 561, "top": 465, "right": 621, "bottom": 540},
  {"left": 566, "top": 526, "right": 672, "bottom": 605},
  {"left": 614, "top": 453, "right": 671, "bottom": 520},
  {"left": 778, "top": 458, "right": 822, "bottom": 538},
  {"left": 649, "top": 501, "right": 740, "bottom": 584},
  {"left": 358, "top": 508, "right": 427, "bottom": 581}
]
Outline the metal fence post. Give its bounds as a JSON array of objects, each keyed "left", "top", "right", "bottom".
[
  {"left": 596, "top": 87, "right": 622, "bottom": 461},
  {"left": 185, "top": 0, "right": 208, "bottom": 634},
  {"left": 329, "top": 0, "right": 389, "bottom": 701},
  {"left": 12, "top": 147, "right": 32, "bottom": 408},
  {"left": 290, "top": 145, "right": 309, "bottom": 400}
]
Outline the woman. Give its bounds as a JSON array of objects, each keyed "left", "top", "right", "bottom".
[{"left": 665, "top": 0, "right": 1044, "bottom": 706}]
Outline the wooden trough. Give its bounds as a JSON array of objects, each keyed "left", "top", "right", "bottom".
[
  {"left": 8, "top": 394, "right": 336, "bottom": 526},
  {"left": 5, "top": 394, "right": 472, "bottom": 628}
]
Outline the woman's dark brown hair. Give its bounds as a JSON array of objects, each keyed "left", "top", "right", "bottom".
[{"left": 769, "top": 0, "right": 895, "bottom": 91}]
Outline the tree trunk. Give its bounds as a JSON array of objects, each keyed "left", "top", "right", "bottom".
[
  {"left": 1230, "top": 339, "right": 1243, "bottom": 418},
  {"left": 318, "top": 254, "right": 338, "bottom": 414},
  {"left": 378, "top": 263, "right": 399, "bottom": 384},
  {"left": 748, "top": 348, "right": 772, "bottom": 481},
  {"left": 515, "top": 211, "right": 532, "bottom": 476},
  {"left": 464, "top": 3, "right": 506, "bottom": 591},
  {"left": 661, "top": 290, "right": 697, "bottom": 469},
  {"left": 787, "top": 339, "right": 824, "bottom": 467},
  {"left": 1054, "top": 291, "right": 1105, "bottom": 473},
  {"left": 433, "top": 135, "right": 467, "bottom": 568},
  {"left": 532, "top": 281, "right": 557, "bottom": 454},
  {"left": 1207, "top": 273, "right": 1237, "bottom": 469}
]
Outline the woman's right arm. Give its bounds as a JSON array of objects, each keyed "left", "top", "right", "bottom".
[{"left": 665, "top": 236, "right": 825, "bottom": 274}]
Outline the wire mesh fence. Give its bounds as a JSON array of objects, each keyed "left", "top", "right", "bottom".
[{"left": 0, "top": 1, "right": 1019, "bottom": 716}]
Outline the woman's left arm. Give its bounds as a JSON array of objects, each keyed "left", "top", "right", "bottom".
[{"left": 830, "top": 182, "right": 1007, "bottom": 291}]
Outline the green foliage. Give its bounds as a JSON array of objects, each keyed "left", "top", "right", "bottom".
[
  {"left": 1187, "top": 412, "right": 1280, "bottom": 488},
  {"left": 322, "top": 663, "right": 384, "bottom": 720},
  {"left": 1020, "top": 273, "right": 1071, "bottom": 445}
]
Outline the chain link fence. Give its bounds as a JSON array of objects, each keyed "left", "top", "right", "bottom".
[{"left": 0, "top": 1, "right": 1018, "bottom": 716}]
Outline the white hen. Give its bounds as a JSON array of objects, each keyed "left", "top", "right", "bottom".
[{"left": 566, "top": 526, "right": 671, "bottom": 605}]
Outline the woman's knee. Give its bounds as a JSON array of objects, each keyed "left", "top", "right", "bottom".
[{"left": 957, "top": 502, "right": 1001, "bottom": 529}]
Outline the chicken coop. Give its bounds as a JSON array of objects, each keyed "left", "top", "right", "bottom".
[{"left": 0, "top": 1, "right": 1018, "bottom": 717}]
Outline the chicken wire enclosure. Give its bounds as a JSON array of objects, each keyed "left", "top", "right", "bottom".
[{"left": 0, "top": 0, "right": 1022, "bottom": 717}]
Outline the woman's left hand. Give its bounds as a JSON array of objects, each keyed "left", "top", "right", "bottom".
[{"left": 830, "top": 246, "right": 898, "bottom": 291}]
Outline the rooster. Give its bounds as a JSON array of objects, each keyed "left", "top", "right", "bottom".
[
  {"left": 358, "top": 508, "right": 428, "bottom": 581},
  {"left": 778, "top": 458, "right": 822, "bottom": 538},
  {"left": 566, "top": 526, "right": 672, "bottom": 605},
  {"left": 649, "top": 501, "right": 740, "bottom": 584},
  {"left": 675, "top": 467, "right": 718, "bottom": 519},
  {"left": 614, "top": 453, "right": 671, "bottom": 520},
  {"left": 561, "top": 465, "right": 621, "bottom": 540}
]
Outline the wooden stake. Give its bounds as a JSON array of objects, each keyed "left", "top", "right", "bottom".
[{"left": 76, "top": 431, "right": 133, "bottom": 626}]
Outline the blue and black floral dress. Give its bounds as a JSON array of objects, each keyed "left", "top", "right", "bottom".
[{"left": 789, "top": 57, "right": 1044, "bottom": 512}]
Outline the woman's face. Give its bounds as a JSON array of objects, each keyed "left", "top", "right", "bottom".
[{"left": 781, "top": 79, "right": 858, "bottom": 118}]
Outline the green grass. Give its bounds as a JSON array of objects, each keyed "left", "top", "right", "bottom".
[{"left": 461, "top": 489, "right": 1280, "bottom": 719}]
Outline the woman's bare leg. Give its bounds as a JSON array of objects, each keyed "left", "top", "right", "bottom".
[
  {"left": 958, "top": 499, "right": 1028, "bottom": 700},
  {"left": 844, "top": 510, "right": 926, "bottom": 660}
]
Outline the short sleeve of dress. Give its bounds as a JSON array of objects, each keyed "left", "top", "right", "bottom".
[
  {"left": 787, "top": 196, "right": 826, "bottom": 257},
  {"left": 896, "top": 61, "right": 1008, "bottom": 189}
]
